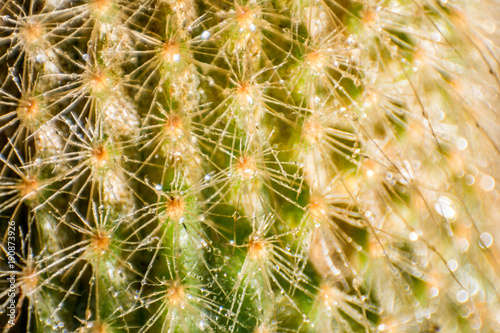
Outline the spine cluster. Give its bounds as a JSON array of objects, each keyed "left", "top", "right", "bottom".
[{"left": 0, "top": 0, "right": 499, "bottom": 332}]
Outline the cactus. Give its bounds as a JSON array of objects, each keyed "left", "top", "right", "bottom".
[{"left": 0, "top": 0, "right": 499, "bottom": 332}]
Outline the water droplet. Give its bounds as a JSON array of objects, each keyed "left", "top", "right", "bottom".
[
  {"left": 434, "top": 196, "right": 456, "bottom": 220},
  {"left": 429, "top": 287, "right": 439, "bottom": 298},
  {"left": 471, "top": 318, "right": 482, "bottom": 330},
  {"left": 204, "top": 174, "right": 211, "bottom": 181},
  {"left": 201, "top": 30, "right": 211, "bottom": 40},
  {"left": 409, "top": 231, "right": 418, "bottom": 241},
  {"left": 82, "top": 54, "right": 89, "bottom": 61},
  {"left": 36, "top": 54, "right": 47, "bottom": 63},
  {"left": 457, "top": 290, "right": 468, "bottom": 303},
  {"left": 155, "top": 184, "right": 163, "bottom": 191},
  {"left": 465, "top": 175, "right": 475, "bottom": 185},
  {"left": 457, "top": 137, "right": 468, "bottom": 150},
  {"left": 173, "top": 54, "right": 181, "bottom": 62},
  {"left": 479, "top": 232, "right": 493, "bottom": 248},
  {"left": 447, "top": 259, "right": 458, "bottom": 272},
  {"left": 457, "top": 238, "right": 469, "bottom": 252},
  {"left": 480, "top": 175, "right": 495, "bottom": 191},
  {"left": 241, "top": 93, "right": 252, "bottom": 105}
]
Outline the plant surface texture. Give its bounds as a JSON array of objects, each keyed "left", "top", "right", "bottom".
[{"left": 0, "top": 0, "right": 500, "bottom": 332}]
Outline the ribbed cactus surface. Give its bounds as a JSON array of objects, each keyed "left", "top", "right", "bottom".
[{"left": 1, "top": 0, "right": 499, "bottom": 332}]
